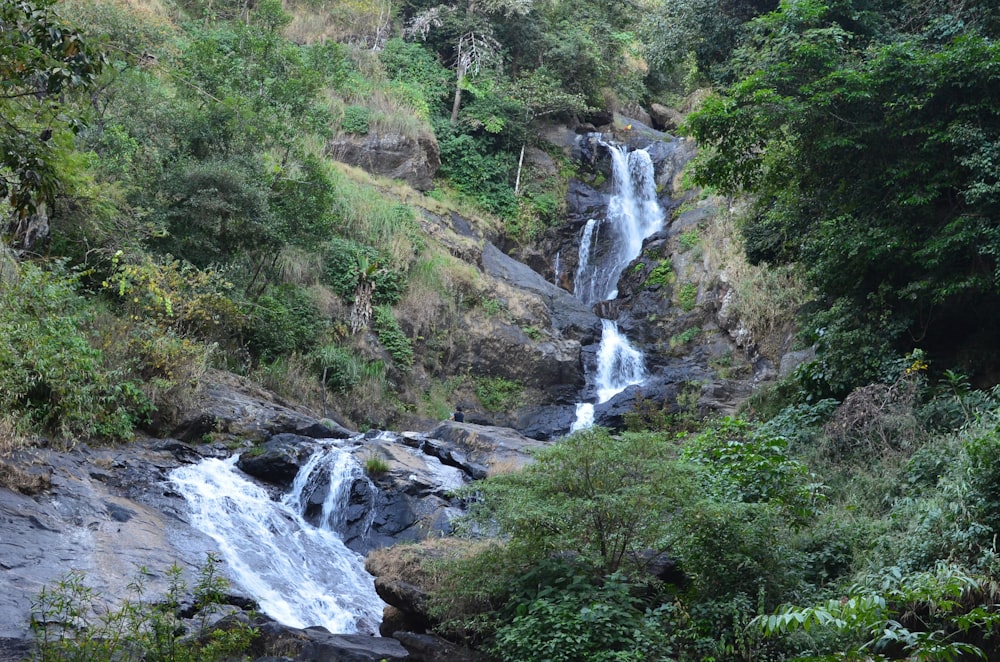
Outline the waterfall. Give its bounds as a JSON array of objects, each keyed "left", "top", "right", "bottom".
[
  {"left": 571, "top": 141, "right": 663, "bottom": 431},
  {"left": 168, "top": 446, "right": 385, "bottom": 635}
]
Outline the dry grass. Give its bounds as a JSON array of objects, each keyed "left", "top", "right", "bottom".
[
  {"left": 365, "top": 538, "right": 490, "bottom": 591},
  {"left": 284, "top": 0, "right": 392, "bottom": 48},
  {"left": 277, "top": 246, "right": 324, "bottom": 286},
  {"left": 702, "top": 200, "right": 811, "bottom": 360},
  {"left": 0, "top": 460, "right": 50, "bottom": 494},
  {"left": 252, "top": 353, "right": 325, "bottom": 412}
]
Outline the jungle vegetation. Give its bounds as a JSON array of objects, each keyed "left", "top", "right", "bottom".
[{"left": 5, "top": 0, "right": 1000, "bottom": 659}]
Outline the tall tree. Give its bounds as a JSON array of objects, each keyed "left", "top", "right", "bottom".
[{"left": 1, "top": 0, "right": 104, "bottom": 250}]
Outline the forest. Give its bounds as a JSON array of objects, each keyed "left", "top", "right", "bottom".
[{"left": 4, "top": 0, "right": 1000, "bottom": 659}]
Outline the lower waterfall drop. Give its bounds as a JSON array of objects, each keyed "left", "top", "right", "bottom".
[{"left": 169, "top": 445, "right": 385, "bottom": 635}]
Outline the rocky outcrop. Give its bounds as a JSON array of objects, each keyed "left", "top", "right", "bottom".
[
  {"left": 170, "top": 370, "right": 356, "bottom": 443},
  {"left": 327, "top": 129, "right": 440, "bottom": 191},
  {"left": 481, "top": 241, "right": 599, "bottom": 345},
  {"left": 0, "top": 439, "right": 225, "bottom": 640}
]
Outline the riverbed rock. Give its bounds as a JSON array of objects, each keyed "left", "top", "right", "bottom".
[
  {"left": 237, "top": 433, "right": 319, "bottom": 485},
  {"left": 0, "top": 440, "right": 221, "bottom": 640},
  {"left": 251, "top": 618, "right": 409, "bottom": 661}
]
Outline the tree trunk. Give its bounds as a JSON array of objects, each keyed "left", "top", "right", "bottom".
[
  {"left": 514, "top": 143, "right": 526, "bottom": 195},
  {"left": 450, "top": 74, "right": 463, "bottom": 123}
]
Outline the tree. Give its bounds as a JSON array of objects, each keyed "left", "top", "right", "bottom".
[
  {"left": 686, "top": 0, "right": 1000, "bottom": 393},
  {"left": 1, "top": 0, "right": 104, "bottom": 248},
  {"left": 459, "top": 427, "right": 698, "bottom": 574},
  {"left": 404, "top": 0, "right": 530, "bottom": 122}
]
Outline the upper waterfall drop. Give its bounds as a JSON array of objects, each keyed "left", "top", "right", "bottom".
[
  {"left": 575, "top": 144, "right": 665, "bottom": 307},
  {"left": 168, "top": 445, "right": 385, "bottom": 635}
]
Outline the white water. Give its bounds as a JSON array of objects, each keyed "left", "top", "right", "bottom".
[
  {"left": 571, "top": 142, "right": 663, "bottom": 431},
  {"left": 169, "top": 447, "right": 385, "bottom": 635}
]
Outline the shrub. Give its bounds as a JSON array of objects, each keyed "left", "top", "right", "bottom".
[
  {"left": 677, "top": 281, "right": 698, "bottom": 311},
  {"left": 373, "top": 305, "right": 413, "bottom": 369},
  {"left": 30, "top": 555, "right": 256, "bottom": 662},
  {"left": 243, "top": 284, "right": 324, "bottom": 361},
  {"left": 679, "top": 417, "right": 822, "bottom": 523},
  {"left": 340, "top": 104, "right": 371, "bottom": 135},
  {"left": 644, "top": 260, "right": 675, "bottom": 288},
  {"left": 0, "top": 262, "right": 151, "bottom": 442},
  {"left": 474, "top": 376, "right": 522, "bottom": 412},
  {"left": 493, "top": 559, "right": 674, "bottom": 662},
  {"left": 458, "top": 427, "right": 698, "bottom": 574}
]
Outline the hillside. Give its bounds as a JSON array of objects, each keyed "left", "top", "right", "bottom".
[{"left": 4, "top": 0, "right": 1000, "bottom": 660}]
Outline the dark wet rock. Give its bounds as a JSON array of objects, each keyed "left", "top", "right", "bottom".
[
  {"left": 251, "top": 618, "right": 409, "bottom": 661},
  {"left": 374, "top": 577, "right": 430, "bottom": 630},
  {"left": 514, "top": 405, "right": 578, "bottom": 440},
  {"left": 392, "top": 631, "right": 482, "bottom": 662},
  {"left": 237, "top": 434, "right": 318, "bottom": 486}
]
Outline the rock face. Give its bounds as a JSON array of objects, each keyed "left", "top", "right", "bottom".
[
  {"left": 327, "top": 129, "right": 441, "bottom": 191},
  {"left": 0, "top": 439, "right": 224, "bottom": 641}
]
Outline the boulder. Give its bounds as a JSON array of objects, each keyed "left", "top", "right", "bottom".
[
  {"left": 326, "top": 129, "right": 440, "bottom": 192},
  {"left": 392, "top": 631, "right": 482, "bottom": 662},
  {"left": 237, "top": 434, "right": 319, "bottom": 486},
  {"left": 649, "top": 103, "right": 684, "bottom": 132},
  {"left": 251, "top": 618, "right": 409, "bottom": 661},
  {"left": 421, "top": 422, "right": 548, "bottom": 474},
  {"left": 171, "top": 370, "right": 356, "bottom": 444}
]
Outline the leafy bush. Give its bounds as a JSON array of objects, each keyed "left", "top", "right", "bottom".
[
  {"left": 494, "top": 559, "right": 674, "bottom": 662},
  {"left": 243, "top": 285, "right": 324, "bottom": 361},
  {"left": 474, "top": 376, "right": 522, "bottom": 412},
  {"left": 0, "top": 263, "right": 151, "bottom": 441},
  {"left": 340, "top": 105, "right": 371, "bottom": 135},
  {"left": 373, "top": 305, "right": 414, "bottom": 369},
  {"left": 459, "top": 427, "right": 698, "bottom": 574},
  {"left": 322, "top": 237, "right": 406, "bottom": 306},
  {"left": 312, "top": 344, "right": 364, "bottom": 393},
  {"left": 676, "top": 281, "right": 698, "bottom": 311},
  {"left": 679, "top": 417, "right": 822, "bottom": 522},
  {"left": 644, "top": 260, "right": 675, "bottom": 288},
  {"left": 31, "top": 555, "right": 256, "bottom": 662}
]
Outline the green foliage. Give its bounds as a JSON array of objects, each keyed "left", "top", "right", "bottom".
[
  {"left": 686, "top": 3, "right": 1000, "bottom": 394},
  {"left": 0, "top": 0, "right": 105, "bottom": 221},
  {"left": 679, "top": 229, "right": 701, "bottom": 251},
  {"left": 474, "top": 376, "right": 522, "bottom": 412},
  {"left": 459, "top": 427, "right": 698, "bottom": 573},
  {"left": 676, "top": 282, "right": 698, "bottom": 311},
  {"left": 644, "top": 260, "right": 674, "bottom": 288},
  {"left": 493, "top": 559, "right": 674, "bottom": 662},
  {"left": 30, "top": 554, "right": 256, "bottom": 662},
  {"left": 373, "top": 305, "right": 414, "bottom": 369},
  {"left": 435, "top": 120, "right": 518, "bottom": 218},
  {"left": 0, "top": 262, "right": 150, "bottom": 441},
  {"left": 754, "top": 563, "right": 1000, "bottom": 661},
  {"left": 312, "top": 344, "right": 364, "bottom": 393},
  {"left": 363, "top": 452, "right": 390, "bottom": 476},
  {"left": 322, "top": 237, "right": 406, "bottom": 306},
  {"left": 340, "top": 105, "right": 371, "bottom": 135},
  {"left": 679, "top": 417, "right": 822, "bottom": 522},
  {"left": 243, "top": 285, "right": 324, "bottom": 361},
  {"left": 669, "top": 326, "right": 700, "bottom": 349}
]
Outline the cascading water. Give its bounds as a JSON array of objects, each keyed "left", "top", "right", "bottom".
[
  {"left": 168, "top": 445, "right": 385, "bottom": 635},
  {"left": 571, "top": 141, "right": 664, "bottom": 431}
]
